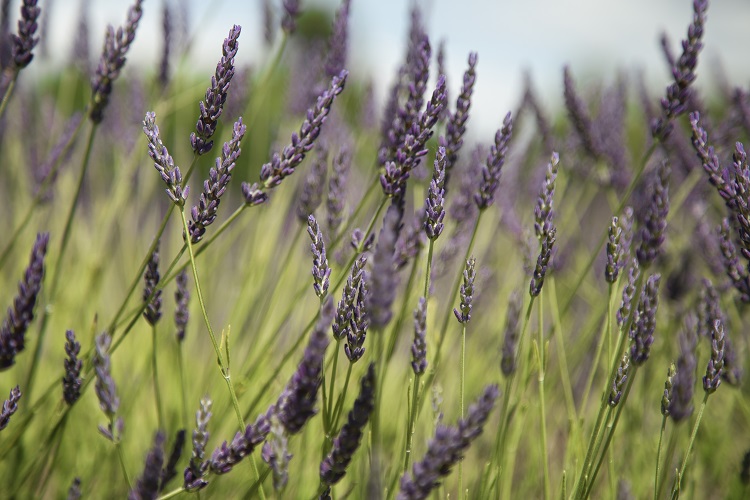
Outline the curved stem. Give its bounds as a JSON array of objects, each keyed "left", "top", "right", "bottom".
[
  {"left": 654, "top": 415, "right": 667, "bottom": 500},
  {"left": 671, "top": 393, "right": 710, "bottom": 499},
  {"left": 0, "top": 71, "right": 18, "bottom": 120},
  {"left": 537, "top": 291, "right": 550, "bottom": 500}
]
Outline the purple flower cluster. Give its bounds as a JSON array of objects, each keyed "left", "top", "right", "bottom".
[
  {"left": 327, "top": 146, "right": 351, "bottom": 236},
  {"left": 529, "top": 153, "right": 560, "bottom": 297},
  {"left": 296, "top": 144, "right": 328, "bottom": 223},
  {"left": 243, "top": 70, "right": 348, "bottom": 205},
  {"left": 636, "top": 162, "right": 670, "bottom": 267},
  {"left": 0, "top": 232, "right": 49, "bottom": 370},
  {"left": 703, "top": 319, "right": 725, "bottom": 394},
  {"left": 190, "top": 25, "right": 241, "bottom": 155},
  {"left": 128, "top": 431, "right": 165, "bottom": 500},
  {"left": 143, "top": 112, "right": 188, "bottom": 206},
  {"left": 454, "top": 257, "right": 476, "bottom": 324},
  {"left": 174, "top": 270, "right": 190, "bottom": 342},
  {"left": 332, "top": 256, "right": 367, "bottom": 341},
  {"left": 89, "top": 0, "right": 144, "bottom": 123},
  {"left": 475, "top": 113, "right": 513, "bottom": 210},
  {"left": 11, "top": 0, "right": 40, "bottom": 69},
  {"left": 651, "top": 0, "right": 708, "bottom": 140},
  {"left": 0, "top": 386, "right": 22, "bottom": 432},
  {"left": 668, "top": 318, "right": 697, "bottom": 422},
  {"left": 424, "top": 146, "right": 446, "bottom": 240},
  {"left": 368, "top": 203, "right": 403, "bottom": 330},
  {"left": 62, "top": 330, "right": 83, "bottom": 406},
  {"left": 184, "top": 398, "right": 212, "bottom": 491},
  {"left": 609, "top": 355, "right": 630, "bottom": 407},
  {"left": 308, "top": 215, "right": 332, "bottom": 299},
  {"left": 189, "top": 118, "right": 246, "bottom": 243},
  {"left": 411, "top": 297, "right": 428, "bottom": 375},
  {"left": 398, "top": 385, "right": 499, "bottom": 499},
  {"left": 320, "top": 363, "right": 376, "bottom": 486},
  {"left": 142, "top": 244, "right": 162, "bottom": 326},
  {"left": 629, "top": 274, "right": 661, "bottom": 365},
  {"left": 500, "top": 291, "right": 522, "bottom": 376},
  {"left": 440, "top": 52, "right": 477, "bottom": 186}
]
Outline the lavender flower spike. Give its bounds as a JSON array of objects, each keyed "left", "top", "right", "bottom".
[
  {"left": 184, "top": 397, "right": 212, "bottom": 491},
  {"left": 0, "top": 386, "right": 22, "bottom": 432},
  {"left": 332, "top": 255, "right": 367, "bottom": 341},
  {"left": 344, "top": 277, "right": 369, "bottom": 363},
  {"left": 629, "top": 274, "right": 661, "bottom": 365},
  {"left": 93, "top": 332, "right": 119, "bottom": 421},
  {"left": 63, "top": 330, "right": 83, "bottom": 406},
  {"left": 308, "top": 215, "right": 332, "bottom": 299},
  {"left": 651, "top": 0, "right": 708, "bottom": 140},
  {"left": 11, "top": 0, "right": 41, "bottom": 69},
  {"left": 474, "top": 112, "right": 513, "bottom": 209},
  {"left": 327, "top": 146, "right": 351, "bottom": 236},
  {"left": 703, "top": 319, "right": 725, "bottom": 394},
  {"left": 320, "top": 363, "right": 376, "bottom": 487},
  {"left": 368, "top": 203, "right": 403, "bottom": 330},
  {"left": 143, "top": 243, "right": 162, "bottom": 326},
  {"left": 454, "top": 257, "right": 476, "bottom": 323},
  {"left": 440, "top": 51, "right": 477, "bottom": 185},
  {"left": 0, "top": 232, "right": 49, "bottom": 370},
  {"left": 208, "top": 408, "right": 272, "bottom": 475},
  {"left": 398, "top": 385, "right": 499, "bottom": 500},
  {"left": 669, "top": 318, "right": 697, "bottom": 422},
  {"left": 190, "top": 25, "right": 241, "bottom": 155},
  {"left": 530, "top": 227, "right": 556, "bottom": 298},
  {"left": 324, "top": 0, "right": 351, "bottom": 79},
  {"left": 411, "top": 298, "right": 428, "bottom": 375},
  {"left": 243, "top": 70, "right": 348, "bottom": 204},
  {"left": 425, "top": 146, "right": 447, "bottom": 240},
  {"left": 175, "top": 270, "right": 190, "bottom": 342},
  {"left": 189, "top": 117, "right": 246, "bottom": 243},
  {"left": 89, "top": 0, "right": 144, "bottom": 123},
  {"left": 533, "top": 152, "right": 560, "bottom": 240},
  {"left": 636, "top": 161, "right": 670, "bottom": 268},
  {"left": 143, "top": 112, "right": 189, "bottom": 206},
  {"left": 500, "top": 291, "right": 523, "bottom": 376},
  {"left": 262, "top": 416, "right": 292, "bottom": 491},
  {"left": 276, "top": 298, "right": 334, "bottom": 434},
  {"left": 282, "top": 0, "right": 300, "bottom": 34},
  {"left": 609, "top": 355, "right": 630, "bottom": 407},
  {"left": 128, "top": 431, "right": 165, "bottom": 500},
  {"left": 661, "top": 363, "right": 676, "bottom": 417},
  {"left": 605, "top": 216, "right": 623, "bottom": 283}
]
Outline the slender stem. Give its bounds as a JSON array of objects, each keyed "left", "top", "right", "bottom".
[
  {"left": 537, "top": 291, "right": 550, "bottom": 500},
  {"left": 177, "top": 344, "right": 188, "bottom": 429},
  {"left": 403, "top": 373, "right": 421, "bottom": 474},
  {"left": 325, "top": 340, "right": 342, "bottom": 431},
  {"left": 424, "top": 239, "right": 435, "bottom": 299},
  {"left": 656, "top": 425, "right": 678, "bottom": 500},
  {"left": 25, "top": 123, "right": 98, "bottom": 399},
  {"left": 114, "top": 428, "right": 133, "bottom": 490},
  {"left": 578, "top": 285, "right": 615, "bottom": 418},
  {"left": 459, "top": 321, "right": 467, "bottom": 497},
  {"left": 152, "top": 324, "right": 165, "bottom": 431},
  {"left": 0, "top": 71, "right": 17, "bottom": 120},
  {"left": 671, "top": 393, "right": 710, "bottom": 499},
  {"left": 331, "top": 362, "right": 354, "bottom": 432},
  {"left": 654, "top": 415, "right": 668, "bottom": 500}
]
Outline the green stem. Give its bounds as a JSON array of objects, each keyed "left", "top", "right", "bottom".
[
  {"left": 24, "top": 123, "right": 98, "bottom": 400},
  {"left": 331, "top": 362, "right": 355, "bottom": 432},
  {"left": 424, "top": 239, "right": 435, "bottom": 299},
  {"left": 578, "top": 285, "right": 615, "bottom": 418},
  {"left": 459, "top": 321, "right": 467, "bottom": 497},
  {"left": 404, "top": 373, "right": 421, "bottom": 474},
  {"left": 537, "top": 291, "right": 550, "bottom": 500},
  {"left": 654, "top": 415, "right": 667, "bottom": 500},
  {"left": 114, "top": 425, "right": 133, "bottom": 490},
  {"left": 0, "top": 71, "right": 17, "bottom": 120},
  {"left": 325, "top": 339, "right": 342, "bottom": 431},
  {"left": 152, "top": 324, "right": 165, "bottom": 431},
  {"left": 177, "top": 344, "right": 189, "bottom": 429},
  {"left": 671, "top": 393, "right": 710, "bottom": 499}
]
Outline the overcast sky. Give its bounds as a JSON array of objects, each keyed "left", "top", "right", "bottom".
[{"left": 23, "top": 0, "right": 750, "bottom": 135}]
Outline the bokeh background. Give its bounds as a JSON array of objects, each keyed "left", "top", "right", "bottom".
[{"left": 22, "top": 0, "right": 750, "bottom": 136}]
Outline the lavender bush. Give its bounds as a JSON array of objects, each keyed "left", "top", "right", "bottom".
[{"left": 0, "top": 1, "right": 748, "bottom": 498}]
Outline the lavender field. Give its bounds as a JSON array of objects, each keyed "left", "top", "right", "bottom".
[{"left": 1, "top": 0, "right": 749, "bottom": 498}]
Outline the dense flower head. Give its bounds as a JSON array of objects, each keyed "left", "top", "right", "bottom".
[
  {"left": 243, "top": 69, "right": 348, "bottom": 205},
  {"left": 530, "top": 227, "right": 556, "bottom": 298},
  {"left": 262, "top": 416, "right": 292, "bottom": 491},
  {"left": 332, "top": 255, "right": 367, "bottom": 341},
  {"left": 189, "top": 118, "right": 246, "bottom": 243},
  {"left": 629, "top": 273, "right": 661, "bottom": 365},
  {"left": 398, "top": 385, "right": 499, "bottom": 499},
  {"left": 0, "top": 385, "right": 22, "bottom": 432},
  {"left": 661, "top": 362, "right": 676, "bottom": 417},
  {"left": 533, "top": 152, "right": 560, "bottom": 240},
  {"left": 143, "top": 111, "right": 188, "bottom": 206},
  {"left": 324, "top": 0, "right": 351, "bottom": 78},
  {"left": 190, "top": 25, "right": 241, "bottom": 155},
  {"left": 669, "top": 317, "right": 697, "bottom": 422},
  {"left": 175, "top": 270, "right": 190, "bottom": 342},
  {"left": 411, "top": 297, "right": 428, "bottom": 375},
  {"left": 327, "top": 146, "right": 351, "bottom": 236},
  {"left": 454, "top": 257, "right": 476, "bottom": 323},
  {"left": 208, "top": 408, "right": 272, "bottom": 475},
  {"left": 296, "top": 144, "right": 328, "bottom": 223},
  {"left": 276, "top": 298, "right": 334, "bottom": 434},
  {"left": 0, "top": 232, "right": 49, "bottom": 370},
  {"left": 62, "top": 330, "right": 83, "bottom": 405},
  {"left": 90, "top": 0, "right": 144, "bottom": 123},
  {"left": 636, "top": 161, "right": 670, "bottom": 267},
  {"left": 563, "top": 66, "right": 604, "bottom": 159},
  {"left": 609, "top": 355, "right": 630, "bottom": 407},
  {"left": 93, "top": 331, "right": 119, "bottom": 421},
  {"left": 142, "top": 244, "right": 162, "bottom": 326},
  {"left": 307, "top": 215, "right": 331, "bottom": 299},
  {"left": 11, "top": 0, "right": 41, "bottom": 69},
  {"left": 500, "top": 291, "right": 523, "bottom": 376},
  {"left": 368, "top": 203, "right": 403, "bottom": 330},
  {"left": 424, "top": 146, "right": 447, "bottom": 240},
  {"left": 605, "top": 216, "right": 623, "bottom": 283},
  {"left": 440, "top": 52, "right": 477, "bottom": 187},
  {"left": 128, "top": 431, "right": 165, "bottom": 500},
  {"left": 320, "top": 363, "right": 376, "bottom": 486},
  {"left": 651, "top": 0, "right": 708, "bottom": 140},
  {"left": 703, "top": 319, "right": 725, "bottom": 394},
  {"left": 344, "top": 278, "right": 369, "bottom": 363},
  {"left": 474, "top": 113, "right": 513, "bottom": 209},
  {"left": 184, "top": 397, "right": 212, "bottom": 491},
  {"left": 718, "top": 218, "right": 750, "bottom": 302}
]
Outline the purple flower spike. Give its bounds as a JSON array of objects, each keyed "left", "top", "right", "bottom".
[
  {"left": 440, "top": 52, "right": 477, "bottom": 188},
  {"left": 175, "top": 270, "right": 190, "bottom": 342},
  {"left": 474, "top": 113, "right": 513, "bottom": 209},
  {"left": 277, "top": 299, "right": 334, "bottom": 434},
  {"left": 629, "top": 274, "right": 661, "bottom": 365},
  {"left": 0, "top": 385, "right": 22, "bottom": 432},
  {"left": 563, "top": 66, "right": 603, "bottom": 159},
  {"left": 190, "top": 117, "right": 247, "bottom": 243},
  {"left": 143, "top": 111, "right": 189, "bottom": 206},
  {"left": 609, "top": 355, "right": 630, "bottom": 407},
  {"left": 703, "top": 319, "right": 725, "bottom": 394},
  {"left": 411, "top": 298, "right": 428, "bottom": 376},
  {"left": 0, "top": 232, "right": 49, "bottom": 370},
  {"left": 142, "top": 243, "right": 162, "bottom": 326},
  {"left": 246, "top": 70, "right": 348, "bottom": 203},
  {"left": 500, "top": 291, "right": 523, "bottom": 376},
  {"left": 332, "top": 255, "right": 367, "bottom": 341},
  {"left": 669, "top": 317, "right": 697, "bottom": 422},
  {"left": 320, "top": 363, "right": 376, "bottom": 486},
  {"left": 128, "top": 431, "right": 165, "bottom": 500},
  {"left": 636, "top": 161, "right": 670, "bottom": 268},
  {"left": 398, "top": 385, "right": 499, "bottom": 500},
  {"left": 307, "top": 215, "right": 332, "bottom": 299},
  {"left": 11, "top": 0, "right": 41, "bottom": 69},
  {"left": 424, "top": 146, "right": 447, "bottom": 240},
  {"left": 327, "top": 146, "right": 351, "bottom": 236},
  {"left": 93, "top": 332, "right": 119, "bottom": 421},
  {"left": 90, "top": 0, "right": 144, "bottom": 123},
  {"left": 184, "top": 397, "right": 212, "bottom": 491},
  {"left": 368, "top": 203, "right": 404, "bottom": 330},
  {"left": 208, "top": 408, "right": 272, "bottom": 476},
  {"left": 62, "top": 330, "right": 83, "bottom": 406},
  {"left": 191, "top": 25, "right": 241, "bottom": 155},
  {"left": 325, "top": 0, "right": 351, "bottom": 79},
  {"left": 651, "top": 0, "right": 708, "bottom": 140},
  {"left": 454, "top": 257, "right": 476, "bottom": 324}
]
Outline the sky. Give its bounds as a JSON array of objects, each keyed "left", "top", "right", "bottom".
[{"left": 21, "top": 0, "right": 750, "bottom": 135}]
